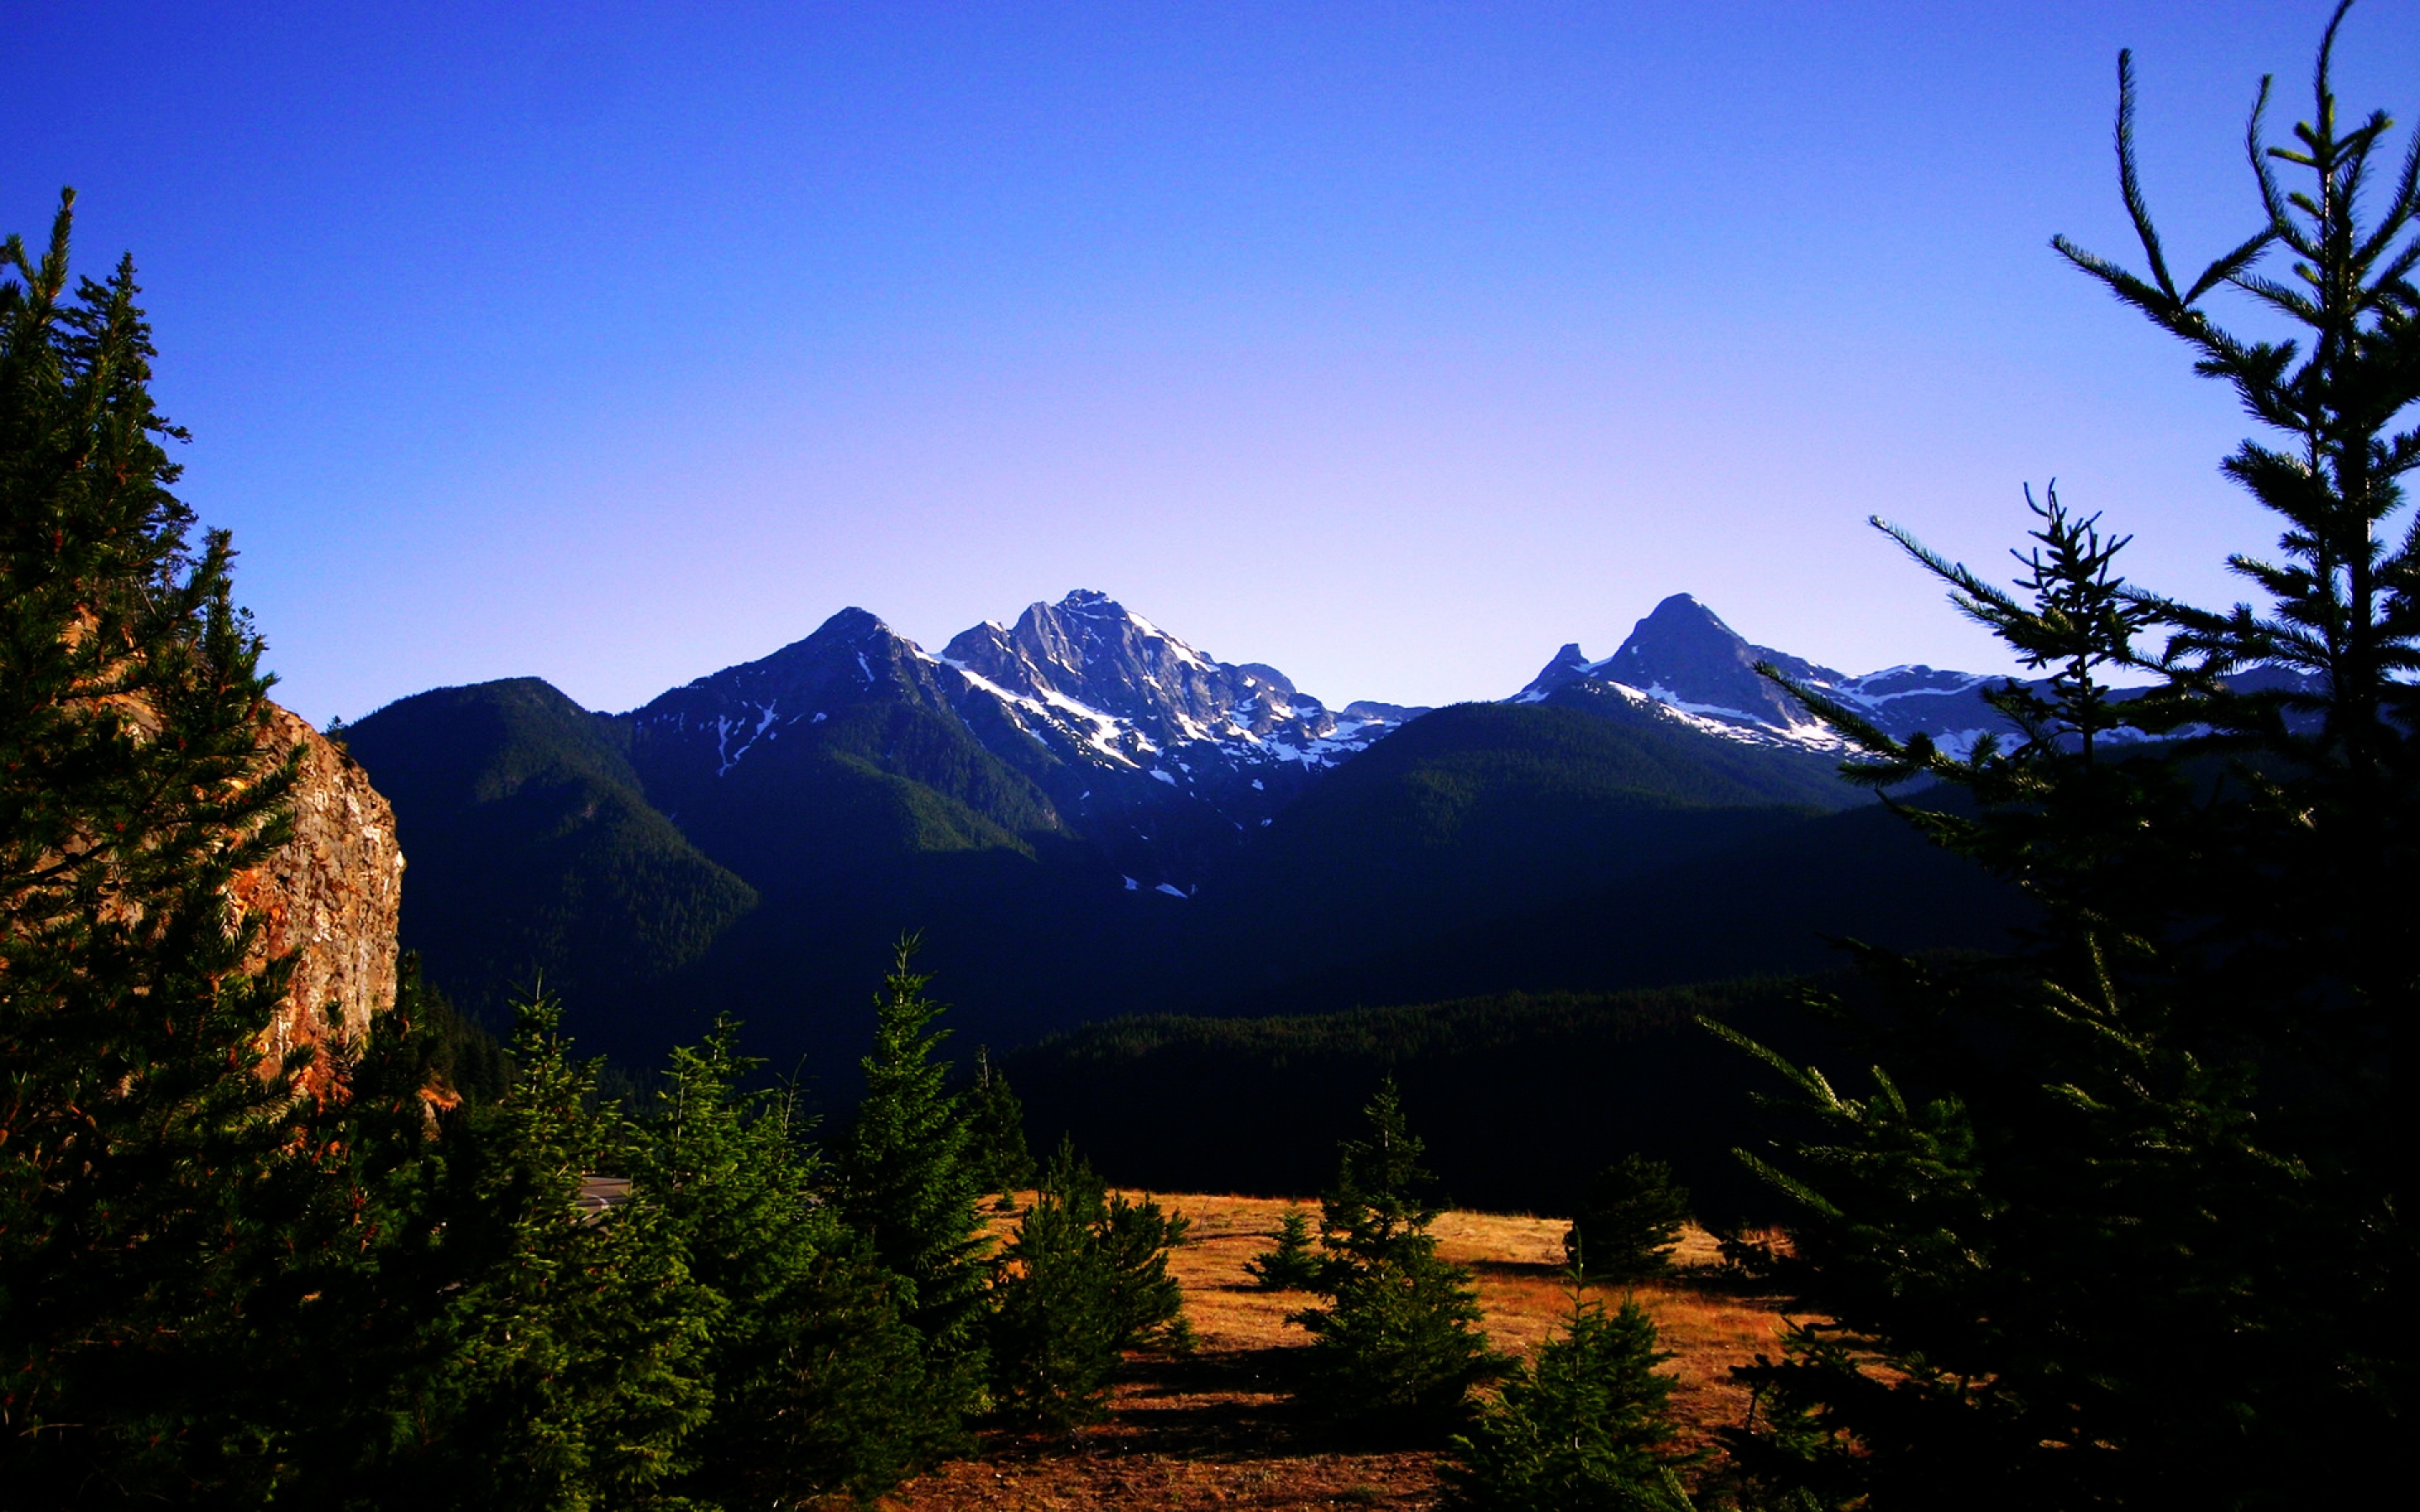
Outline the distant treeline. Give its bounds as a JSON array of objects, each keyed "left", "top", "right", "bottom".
[{"left": 1004, "top": 974, "right": 1858, "bottom": 1221}]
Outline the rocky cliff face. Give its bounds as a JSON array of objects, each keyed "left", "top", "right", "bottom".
[{"left": 229, "top": 705, "right": 405, "bottom": 1093}]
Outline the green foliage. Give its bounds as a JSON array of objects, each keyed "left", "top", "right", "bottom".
[
  {"left": 1097, "top": 1183, "right": 1192, "bottom": 1355},
  {"left": 1245, "top": 1205, "right": 1323, "bottom": 1291},
  {"left": 986, "top": 1143, "right": 1119, "bottom": 1429},
  {"left": 642, "top": 1016, "right": 956, "bottom": 1505},
  {"left": 837, "top": 937, "right": 992, "bottom": 1399},
  {"left": 987, "top": 1140, "right": 1192, "bottom": 1430},
  {"left": 0, "top": 198, "right": 969, "bottom": 1509},
  {"left": 1565, "top": 1156, "right": 1691, "bottom": 1281},
  {"left": 400, "top": 950, "right": 512, "bottom": 1105},
  {"left": 344, "top": 678, "right": 760, "bottom": 1028},
  {"left": 965, "top": 1044, "right": 1038, "bottom": 1196},
  {"left": 1442, "top": 1280, "right": 1692, "bottom": 1512},
  {"left": 1728, "top": 12, "right": 2415, "bottom": 1504},
  {"left": 383, "top": 990, "right": 718, "bottom": 1510},
  {"left": 0, "top": 189, "right": 320, "bottom": 1504},
  {"left": 1290, "top": 1082, "right": 1503, "bottom": 1429}
]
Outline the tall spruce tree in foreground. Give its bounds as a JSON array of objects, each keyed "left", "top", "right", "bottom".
[
  {"left": 1721, "top": 8, "right": 2413, "bottom": 1505},
  {"left": 1290, "top": 1081, "right": 1502, "bottom": 1430},
  {"left": 0, "top": 190, "right": 318, "bottom": 1504},
  {"left": 1442, "top": 1278, "right": 1692, "bottom": 1512},
  {"left": 838, "top": 937, "right": 993, "bottom": 1414}
]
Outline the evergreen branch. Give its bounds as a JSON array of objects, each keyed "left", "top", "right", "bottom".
[
  {"left": 2354, "top": 123, "right": 2420, "bottom": 270},
  {"left": 2115, "top": 50, "right": 2181, "bottom": 302},
  {"left": 1698, "top": 1016, "right": 1846, "bottom": 1113},
  {"left": 2186, "top": 224, "right": 2280, "bottom": 306},
  {"left": 1731, "top": 1147, "right": 1844, "bottom": 1221}
]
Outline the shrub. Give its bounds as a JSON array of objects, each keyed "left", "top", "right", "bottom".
[{"left": 988, "top": 1141, "right": 1192, "bottom": 1429}]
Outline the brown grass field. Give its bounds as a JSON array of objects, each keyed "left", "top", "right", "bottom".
[{"left": 876, "top": 1194, "right": 1794, "bottom": 1511}]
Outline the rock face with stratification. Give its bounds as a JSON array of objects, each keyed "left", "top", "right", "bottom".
[{"left": 229, "top": 705, "right": 405, "bottom": 1092}]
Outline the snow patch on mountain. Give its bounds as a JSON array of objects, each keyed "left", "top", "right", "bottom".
[
  {"left": 939, "top": 590, "right": 1427, "bottom": 785},
  {"left": 1517, "top": 596, "right": 1995, "bottom": 753}
]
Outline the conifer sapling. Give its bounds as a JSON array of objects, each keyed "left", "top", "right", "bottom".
[{"left": 1246, "top": 1205, "right": 1324, "bottom": 1291}]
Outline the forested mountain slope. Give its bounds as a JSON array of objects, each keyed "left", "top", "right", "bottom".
[{"left": 343, "top": 678, "right": 759, "bottom": 1028}]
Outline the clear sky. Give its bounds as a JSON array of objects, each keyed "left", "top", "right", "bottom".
[{"left": 11, "top": 2, "right": 2414, "bottom": 722}]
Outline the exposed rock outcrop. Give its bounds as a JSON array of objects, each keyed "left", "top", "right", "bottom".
[{"left": 229, "top": 705, "right": 405, "bottom": 1093}]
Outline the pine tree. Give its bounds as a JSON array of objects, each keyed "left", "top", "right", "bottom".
[
  {"left": 965, "top": 1044, "right": 1038, "bottom": 1200},
  {"left": 1720, "top": 8, "right": 2414, "bottom": 1503},
  {"left": 643, "top": 1016, "right": 954, "bottom": 1504},
  {"left": 0, "top": 190, "right": 324, "bottom": 1504},
  {"left": 1442, "top": 1277, "right": 1693, "bottom": 1512},
  {"left": 987, "top": 1141, "right": 1125, "bottom": 1430},
  {"left": 1290, "top": 1081, "right": 1502, "bottom": 1429},
  {"left": 1245, "top": 1205, "right": 1323, "bottom": 1291},
  {"left": 1565, "top": 1156, "right": 1691, "bottom": 1282},
  {"left": 1098, "top": 1181, "right": 1192, "bottom": 1354},
  {"left": 987, "top": 1139, "right": 1192, "bottom": 1430},
  {"left": 836, "top": 937, "right": 992, "bottom": 1408},
  {"left": 372, "top": 988, "right": 718, "bottom": 1511}
]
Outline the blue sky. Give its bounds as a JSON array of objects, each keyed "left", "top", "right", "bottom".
[{"left": 11, "top": 2, "right": 2414, "bottom": 722}]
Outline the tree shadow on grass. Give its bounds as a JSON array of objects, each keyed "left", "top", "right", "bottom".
[{"left": 967, "top": 1344, "right": 1460, "bottom": 1467}]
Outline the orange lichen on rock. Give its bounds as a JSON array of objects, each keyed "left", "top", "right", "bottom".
[{"left": 227, "top": 705, "right": 406, "bottom": 1097}]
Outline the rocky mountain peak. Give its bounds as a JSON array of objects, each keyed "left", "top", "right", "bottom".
[
  {"left": 1517, "top": 643, "right": 1597, "bottom": 701},
  {"left": 623, "top": 605, "right": 969, "bottom": 790},
  {"left": 655, "top": 606, "right": 917, "bottom": 704},
  {"left": 945, "top": 591, "right": 1296, "bottom": 748},
  {"left": 1597, "top": 594, "right": 1838, "bottom": 727}
]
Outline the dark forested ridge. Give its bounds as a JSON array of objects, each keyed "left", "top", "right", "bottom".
[
  {"left": 1002, "top": 976, "right": 1856, "bottom": 1221},
  {"left": 340, "top": 678, "right": 760, "bottom": 1030}
]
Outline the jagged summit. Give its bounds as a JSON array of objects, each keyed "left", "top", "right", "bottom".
[
  {"left": 602, "top": 590, "right": 1430, "bottom": 895},
  {"left": 939, "top": 590, "right": 1403, "bottom": 764},
  {"left": 1595, "top": 593, "right": 1840, "bottom": 730},
  {"left": 1514, "top": 594, "right": 1998, "bottom": 753},
  {"left": 943, "top": 590, "right": 1238, "bottom": 740}
]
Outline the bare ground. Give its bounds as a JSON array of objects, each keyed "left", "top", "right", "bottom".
[{"left": 876, "top": 1194, "right": 1793, "bottom": 1511}]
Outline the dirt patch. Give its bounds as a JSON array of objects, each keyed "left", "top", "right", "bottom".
[{"left": 879, "top": 1194, "right": 1791, "bottom": 1509}]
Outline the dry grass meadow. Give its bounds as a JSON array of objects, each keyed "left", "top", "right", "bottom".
[{"left": 877, "top": 1194, "right": 1794, "bottom": 1511}]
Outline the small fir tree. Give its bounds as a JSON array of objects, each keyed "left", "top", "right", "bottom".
[
  {"left": 988, "top": 1140, "right": 1192, "bottom": 1429},
  {"left": 987, "top": 1142, "right": 1125, "bottom": 1430},
  {"left": 359, "top": 987, "right": 718, "bottom": 1511},
  {"left": 1245, "top": 1205, "right": 1323, "bottom": 1291},
  {"left": 1290, "top": 1081, "right": 1503, "bottom": 1429},
  {"left": 1565, "top": 1156, "right": 1691, "bottom": 1281},
  {"left": 836, "top": 937, "right": 992, "bottom": 1402},
  {"left": 965, "top": 1044, "right": 1038, "bottom": 1200},
  {"left": 1442, "top": 1275, "right": 1693, "bottom": 1512},
  {"left": 1099, "top": 1182, "right": 1193, "bottom": 1355}
]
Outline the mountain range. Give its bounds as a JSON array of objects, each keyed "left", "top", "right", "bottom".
[{"left": 343, "top": 590, "right": 2033, "bottom": 1082}]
